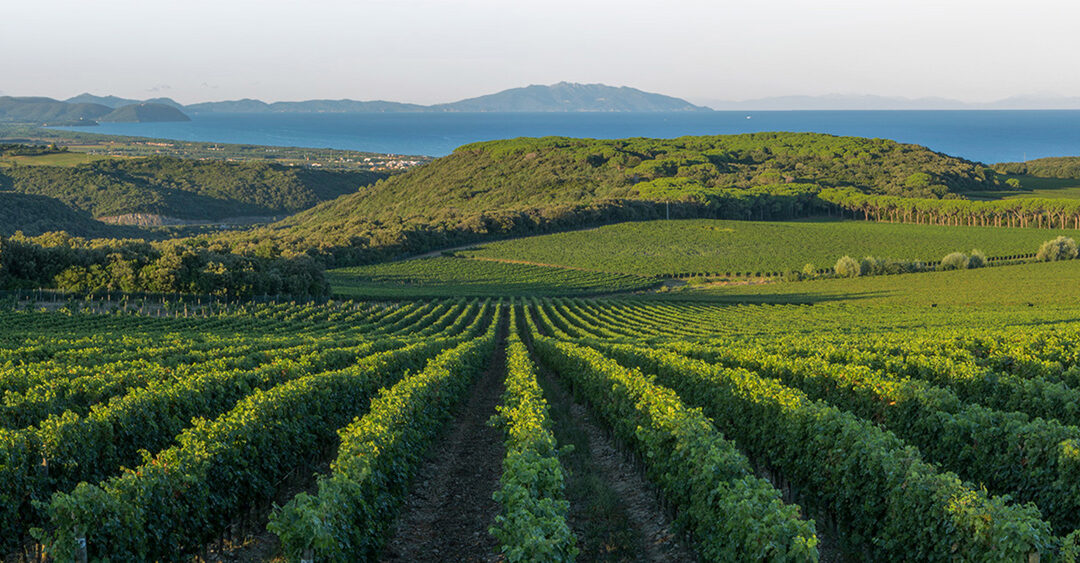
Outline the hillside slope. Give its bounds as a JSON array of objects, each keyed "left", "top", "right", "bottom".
[
  {"left": 284, "top": 132, "right": 1001, "bottom": 223},
  {"left": 0, "top": 156, "right": 386, "bottom": 221},
  {"left": 0, "top": 97, "right": 111, "bottom": 125},
  {"left": 218, "top": 133, "right": 1007, "bottom": 264},
  {"left": 0, "top": 193, "right": 141, "bottom": 237},
  {"left": 99, "top": 103, "right": 191, "bottom": 123}
]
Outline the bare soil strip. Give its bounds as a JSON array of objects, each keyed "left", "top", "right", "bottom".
[
  {"left": 379, "top": 316, "right": 509, "bottom": 563},
  {"left": 533, "top": 358, "right": 696, "bottom": 562}
]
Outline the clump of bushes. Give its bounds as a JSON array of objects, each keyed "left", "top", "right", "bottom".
[
  {"left": 834, "top": 256, "right": 861, "bottom": 278},
  {"left": 938, "top": 249, "right": 988, "bottom": 271},
  {"left": 969, "top": 249, "right": 987, "bottom": 268},
  {"left": 1036, "top": 236, "right": 1078, "bottom": 262},
  {"left": 939, "top": 252, "right": 970, "bottom": 271}
]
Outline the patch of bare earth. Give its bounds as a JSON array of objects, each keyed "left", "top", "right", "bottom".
[{"left": 379, "top": 317, "right": 508, "bottom": 563}]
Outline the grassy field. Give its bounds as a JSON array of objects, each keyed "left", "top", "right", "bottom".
[
  {"left": 328, "top": 256, "right": 657, "bottom": 298},
  {"left": 458, "top": 219, "right": 1075, "bottom": 276},
  {"left": 967, "top": 175, "right": 1080, "bottom": 200},
  {"left": 671, "top": 258, "right": 1080, "bottom": 307},
  {"left": 0, "top": 152, "right": 110, "bottom": 167}
]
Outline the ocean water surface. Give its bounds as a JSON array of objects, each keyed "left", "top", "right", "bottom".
[{"left": 62, "top": 110, "right": 1080, "bottom": 163}]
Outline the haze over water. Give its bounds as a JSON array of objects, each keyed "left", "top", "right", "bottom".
[{"left": 64, "top": 110, "right": 1080, "bottom": 164}]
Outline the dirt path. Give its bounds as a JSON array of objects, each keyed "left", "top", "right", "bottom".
[
  {"left": 534, "top": 359, "right": 695, "bottom": 562},
  {"left": 380, "top": 315, "right": 509, "bottom": 563}
]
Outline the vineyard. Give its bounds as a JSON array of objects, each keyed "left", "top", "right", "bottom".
[
  {"left": 0, "top": 293, "right": 1078, "bottom": 562},
  {"left": 457, "top": 219, "right": 1080, "bottom": 277},
  {"left": 328, "top": 257, "right": 657, "bottom": 298}
]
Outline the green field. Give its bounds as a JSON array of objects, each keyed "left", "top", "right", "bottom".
[
  {"left": 0, "top": 152, "right": 110, "bottom": 167},
  {"left": 328, "top": 256, "right": 657, "bottom": 298},
  {"left": 677, "top": 258, "right": 1080, "bottom": 307},
  {"left": 459, "top": 219, "right": 1074, "bottom": 276}
]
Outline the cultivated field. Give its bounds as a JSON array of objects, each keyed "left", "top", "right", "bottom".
[
  {"left": 458, "top": 219, "right": 1077, "bottom": 276},
  {"left": 3, "top": 283, "right": 1080, "bottom": 561}
]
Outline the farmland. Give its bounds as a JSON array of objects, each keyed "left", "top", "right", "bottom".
[
  {"left": 3, "top": 289, "right": 1080, "bottom": 561},
  {"left": 458, "top": 218, "right": 1076, "bottom": 276},
  {"left": 328, "top": 256, "right": 657, "bottom": 298},
  {"left": 7, "top": 130, "right": 1080, "bottom": 561}
]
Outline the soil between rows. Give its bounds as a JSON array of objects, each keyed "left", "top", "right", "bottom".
[{"left": 379, "top": 316, "right": 509, "bottom": 563}]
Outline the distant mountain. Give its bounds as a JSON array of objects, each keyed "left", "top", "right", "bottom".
[
  {"left": 183, "top": 83, "right": 708, "bottom": 114},
  {"left": 697, "top": 93, "right": 1080, "bottom": 111},
  {"left": 99, "top": 103, "right": 191, "bottom": 123},
  {"left": 0, "top": 96, "right": 111, "bottom": 125},
  {"left": 430, "top": 82, "right": 709, "bottom": 112},
  {"left": 66, "top": 93, "right": 184, "bottom": 109},
  {"left": 0, "top": 96, "right": 190, "bottom": 125},
  {"left": 985, "top": 95, "right": 1080, "bottom": 110},
  {"left": 185, "top": 98, "right": 426, "bottom": 114}
]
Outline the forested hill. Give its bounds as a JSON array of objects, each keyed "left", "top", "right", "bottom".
[
  {"left": 290, "top": 132, "right": 1002, "bottom": 222},
  {"left": 0, "top": 156, "right": 387, "bottom": 221},
  {"left": 0, "top": 193, "right": 140, "bottom": 237},
  {"left": 214, "top": 132, "right": 1008, "bottom": 265},
  {"left": 993, "top": 157, "right": 1080, "bottom": 179}
]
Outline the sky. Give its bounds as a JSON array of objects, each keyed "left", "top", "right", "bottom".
[{"left": 2, "top": 0, "right": 1078, "bottom": 105}]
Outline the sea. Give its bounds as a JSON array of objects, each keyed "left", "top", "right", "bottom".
[{"left": 59, "top": 110, "right": 1080, "bottom": 164}]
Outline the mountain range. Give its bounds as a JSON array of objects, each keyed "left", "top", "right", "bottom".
[
  {"left": 64, "top": 82, "right": 708, "bottom": 116},
  {"left": 0, "top": 97, "right": 189, "bottom": 126}
]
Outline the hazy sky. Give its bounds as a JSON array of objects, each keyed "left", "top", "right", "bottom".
[{"left": 2, "top": 0, "right": 1077, "bottom": 104}]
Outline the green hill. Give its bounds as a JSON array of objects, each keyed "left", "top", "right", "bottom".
[
  {"left": 0, "top": 97, "right": 111, "bottom": 125},
  {"left": 223, "top": 132, "right": 1007, "bottom": 265},
  {"left": 99, "top": 103, "right": 190, "bottom": 123},
  {"left": 994, "top": 156, "right": 1080, "bottom": 179},
  {"left": 0, "top": 192, "right": 138, "bottom": 237},
  {"left": 0, "top": 156, "right": 387, "bottom": 221}
]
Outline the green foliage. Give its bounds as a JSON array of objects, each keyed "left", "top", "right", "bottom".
[
  {"left": 834, "top": 255, "right": 860, "bottom": 277},
  {"left": 219, "top": 132, "right": 1000, "bottom": 267},
  {"left": 489, "top": 308, "right": 577, "bottom": 562},
  {"left": 968, "top": 249, "right": 987, "bottom": 268},
  {"left": 595, "top": 343, "right": 1056, "bottom": 560},
  {"left": 269, "top": 318, "right": 498, "bottom": 562},
  {"left": 533, "top": 336, "right": 819, "bottom": 560},
  {"left": 697, "top": 258, "right": 1080, "bottom": 308},
  {"left": 994, "top": 157, "right": 1080, "bottom": 179},
  {"left": 939, "top": 251, "right": 970, "bottom": 270},
  {"left": 0, "top": 155, "right": 383, "bottom": 220},
  {"left": 1037, "top": 236, "right": 1078, "bottom": 262},
  {"left": 0, "top": 233, "right": 329, "bottom": 297},
  {"left": 459, "top": 219, "right": 1071, "bottom": 278},
  {"left": 328, "top": 257, "right": 656, "bottom": 298}
]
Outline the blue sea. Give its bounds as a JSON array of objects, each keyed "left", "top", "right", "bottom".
[{"left": 61, "top": 110, "right": 1080, "bottom": 164}]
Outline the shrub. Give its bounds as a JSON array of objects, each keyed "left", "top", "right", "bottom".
[
  {"left": 1036, "top": 236, "right": 1078, "bottom": 262},
  {"left": 801, "top": 263, "right": 816, "bottom": 277},
  {"left": 834, "top": 255, "right": 861, "bottom": 278},
  {"left": 860, "top": 256, "right": 885, "bottom": 276},
  {"left": 968, "top": 249, "right": 987, "bottom": 269},
  {"left": 940, "top": 252, "right": 970, "bottom": 271}
]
